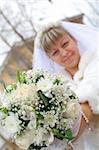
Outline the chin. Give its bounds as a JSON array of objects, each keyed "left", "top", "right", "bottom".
[{"left": 66, "top": 61, "right": 78, "bottom": 69}]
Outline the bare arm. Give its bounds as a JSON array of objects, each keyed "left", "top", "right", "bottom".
[
  {"left": 66, "top": 102, "right": 93, "bottom": 150},
  {"left": 73, "top": 102, "right": 93, "bottom": 141}
]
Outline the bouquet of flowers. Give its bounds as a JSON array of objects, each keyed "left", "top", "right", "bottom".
[{"left": 0, "top": 70, "right": 81, "bottom": 150}]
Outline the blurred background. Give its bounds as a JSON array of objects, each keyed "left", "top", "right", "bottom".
[{"left": 0, "top": 0, "right": 99, "bottom": 149}]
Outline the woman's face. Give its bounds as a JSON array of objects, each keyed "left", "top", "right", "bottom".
[{"left": 47, "top": 33, "right": 80, "bottom": 70}]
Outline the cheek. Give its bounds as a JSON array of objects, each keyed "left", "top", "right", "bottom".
[
  {"left": 50, "top": 56, "right": 61, "bottom": 64},
  {"left": 69, "top": 49, "right": 80, "bottom": 63},
  {"left": 70, "top": 44, "right": 80, "bottom": 56},
  {"left": 73, "top": 51, "right": 80, "bottom": 65},
  {"left": 69, "top": 41, "right": 78, "bottom": 51},
  {"left": 68, "top": 49, "right": 75, "bottom": 58},
  {"left": 66, "top": 44, "right": 76, "bottom": 54}
]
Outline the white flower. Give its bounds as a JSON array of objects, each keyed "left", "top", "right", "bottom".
[
  {"left": 45, "top": 131, "right": 54, "bottom": 146},
  {"left": 0, "top": 70, "right": 79, "bottom": 149},
  {"left": 0, "top": 93, "right": 10, "bottom": 108},
  {"left": 58, "top": 118, "right": 74, "bottom": 129},
  {"left": 28, "top": 120, "right": 36, "bottom": 130},
  {"left": 4, "top": 114, "right": 20, "bottom": 137},
  {"left": 31, "top": 128, "right": 54, "bottom": 146},
  {"left": 8, "top": 83, "right": 38, "bottom": 105},
  {"left": 44, "top": 111, "right": 57, "bottom": 128},
  {"left": 26, "top": 70, "right": 33, "bottom": 79},
  {"left": 15, "top": 130, "right": 35, "bottom": 149},
  {"left": 44, "top": 91, "right": 53, "bottom": 98},
  {"left": 0, "top": 112, "right": 6, "bottom": 120},
  {"left": 32, "top": 128, "right": 47, "bottom": 145},
  {"left": 21, "top": 105, "right": 36, "bottom": 121},
  {"left": 66, "top": 101, "right": 80, "bottom": 120},
  {"left": 37, "top": 78, "right": 53, "bottom": 92},
  {"left": 52, "top": 85, "right": 66, "bottom": 103},
  {"left": 66, "top": 118, "right": 74, "bottom": 129}
]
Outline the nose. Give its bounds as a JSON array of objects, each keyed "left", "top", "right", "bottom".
[{"left": 60, "top": 48, "right": 68, "bottom": 57}]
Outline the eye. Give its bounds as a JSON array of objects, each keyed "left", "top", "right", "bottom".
[
  {"left": 63, "top": 41, "right": 69, "bottom": 48},
  {"left": 52, "top": 50, "right": 59, "bottom": 56}
]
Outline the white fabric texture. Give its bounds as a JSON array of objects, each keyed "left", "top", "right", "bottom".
[
  {"left": 73, "top": 50, "right": 99, "bottom": 114},
  {"left": 33, "top": 21, "right": 99, "bottom": 150},
  {"left": 33, "top": 21, "right": 99, "bottom": 75}
]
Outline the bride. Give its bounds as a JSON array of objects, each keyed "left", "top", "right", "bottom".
[{"left": 33, "top": 21, "right": 99, "bottom": 150}]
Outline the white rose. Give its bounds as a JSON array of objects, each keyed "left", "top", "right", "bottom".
[
  {"left": 21, "top": 105, "right": 36, "bottom": 121},
  {"left": 0, "top": 93, "right": 10, "bottom": 108},
  {"left": 28, "top": 119, "right": 36, "bottom": 130},
  {"left": 15, "top": 130, "right": 34, "bottom": 149},
  {"left": 37, "top": 78, "right": 53, "bottom": 92},
  {"left": 8, "top": 83, "right": 38, "bottom": 105},
  {"left": 0, "top": 112, "right": 6, "bottom": 120},
  {"left": 4, "top": 114, "right": 20, "bottom": 137}
]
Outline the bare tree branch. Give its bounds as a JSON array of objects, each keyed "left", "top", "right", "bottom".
[
  {"left": 0, "top": 34, "right": 12, "bottom": 48},
  {"left": 86, "top": 0, "right": 99, "bottom": 16},
  {"left": 0, "top": 8, "right": 33, "bottom": 51},
  {"left": 16, "top": 1, "right": 37, "bottom": 36},
  {"left": 73, "top": 3, "right": 96, "bottom": 26},
  {"left": 0, "top": 51, "right": 9, "bottom": 55},
  {"left": 48, "top": 0, "right": 53, "bottom": 3}
]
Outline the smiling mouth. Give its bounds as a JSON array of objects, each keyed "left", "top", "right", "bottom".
[{"left": 63, "top": 53, "right": 73, "bottom": 62}]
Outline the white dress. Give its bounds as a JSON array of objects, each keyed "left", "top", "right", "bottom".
[
  {"left": 32, "top": 21, "right": 99, "bottom": 150},
  {"left": 73, "top": 116, "right": 99, "bottom": 150},
  {"left": 42, "top": 50, "right": 99, "bottom": 150},
  {"left": 41, "top": 119, "right": 99, "bottom": 150}
]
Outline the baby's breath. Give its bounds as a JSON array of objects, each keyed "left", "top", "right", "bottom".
[{"left": 0, "top": 69, "right": 79, "bottom": 150}]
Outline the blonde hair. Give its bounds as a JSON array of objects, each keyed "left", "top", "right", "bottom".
[{"left": 40, "top": 23, "right": 72, "bottom": 52}]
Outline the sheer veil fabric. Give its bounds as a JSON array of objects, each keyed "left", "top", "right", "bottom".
[
  {"left": 33, "top": 21, "right": 99, "bottom": 75},
  {"left": 33, "top": 21, "right": 99, "bottom": 150}
]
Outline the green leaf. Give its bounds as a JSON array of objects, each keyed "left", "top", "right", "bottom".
[
  {"left": 36, "top": 112, "right": 44, "bottom": 127},
  {"left": 22, "top": 73, "right": 26, "bottom": 83},
  {"left": 17, "top": 70, "right": 21, "bottom": 83},
  {"left": 28, "top": 143, "right": 46, "bottom": 150},
  {"left": 52, "top": 128, "right": 59, "bottom": 135},
  {"left": 37, "top": 90, "right": 49, "bottom": 107},
  {"left": 37, "top": 75, "right": 44, "bottom": 82},
  {"left": 52, "top": 128, "right": 63, "bottom": 139},
  {"left": 36, "top": 113, "right": 44, "bottom": 120},
  {"left": 32, "top": 107, "right": 35, "bottom": 112},
  {"left": 64, "top": 129, "right": 74, "bottom": 140},
  {"left": 52, "top": 128, "right": 74, "bottom": 141},
  {"left": 53, "top": 79, "right": 60, "bottom": 85},
  {"left": 3, "top": 82, "right": 6, "bottom": 90},
  {"left": 11, "top": 83, "right": 17, "bottom": 90},
  {"left": 17, "top": 71, "right": 27, "bottom": 84},
  {"left": 3, "top": 82, "right": 9, "bottom": 93},
  {"left": 69, "top": 95, "right": 76, "bottom": 99},
  {"left": 0, "top": 107, "right": 9, "bottom": 114}
]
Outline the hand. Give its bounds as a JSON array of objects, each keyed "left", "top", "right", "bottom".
[{"left": 65, "top": 146, "right": 73, "bottom": 150}]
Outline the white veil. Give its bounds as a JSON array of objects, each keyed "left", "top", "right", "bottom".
[{"left": 33, "top": 21, "right": 99, "bottom": 75}]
